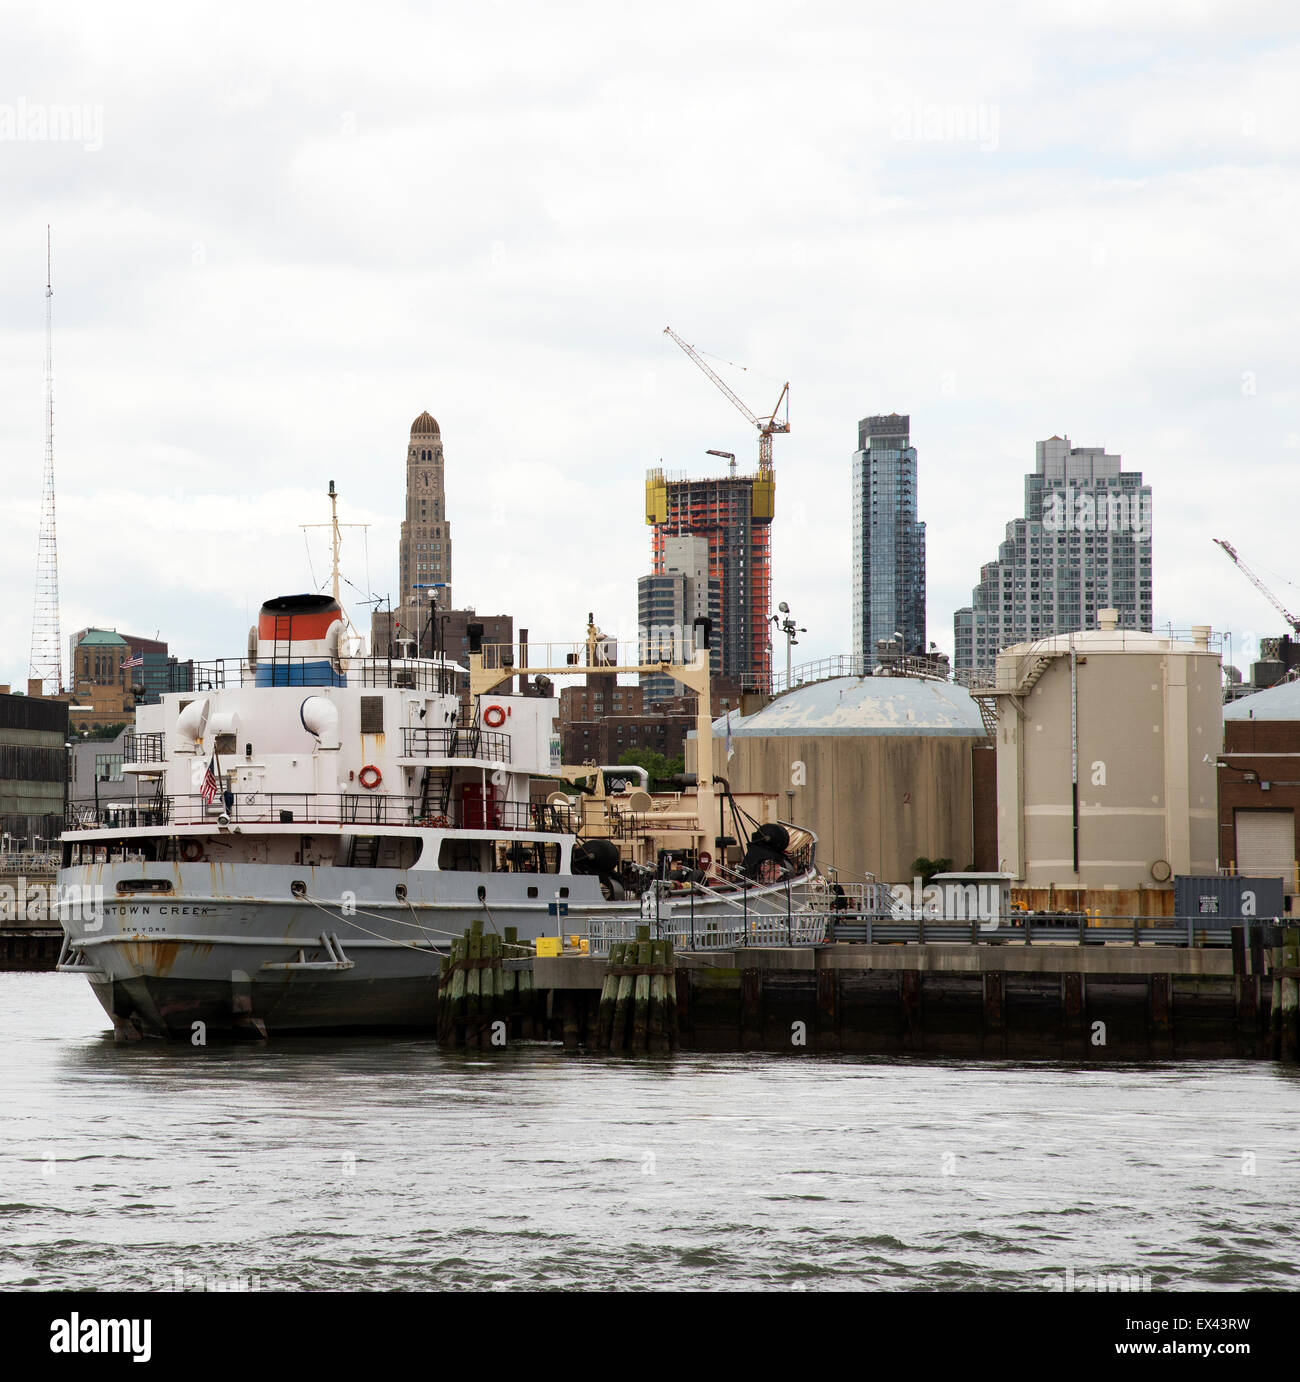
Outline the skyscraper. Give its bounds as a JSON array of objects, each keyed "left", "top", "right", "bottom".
[
  {"left": 851, "top": 413, "right": 926, "bottom": 660},
  {"left": 638, "top": 534, "right": 722, "bottom": 704},
  {"left": 953, "top": 435, "right": 1153, "bottom": 677},
  {"left": 645, "top": 465, "right": 773, "bottom": 685},
  {"left": 397, "top": 411, "right": 452, "bottom": 653}
]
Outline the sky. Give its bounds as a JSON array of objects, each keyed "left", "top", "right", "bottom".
[{"left": 2, "top": 0, "right": 1298, "bottom": 689}]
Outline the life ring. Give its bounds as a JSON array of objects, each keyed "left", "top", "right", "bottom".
[
  {"left": 697, "top": 851, "right": 712, "bottom": 869},
  {"left": 359, "top": 764, "right": 382, "bottom": 790},
  {"left": 483, "top": 705, "right": 506, "bottom": 728},
  {"left": 180, "top": 840, "right": 204, "bottom": 862}
]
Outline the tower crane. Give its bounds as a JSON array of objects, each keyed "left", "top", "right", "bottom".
[
  {"left": 663, "top": 327, "right": 789, "bottom": 474},
  {"left": 1213, "top": 538, "right": 1300, "bottom": 636}
]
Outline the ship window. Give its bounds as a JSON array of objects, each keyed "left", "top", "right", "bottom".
[{"left": 360, "top": 696, "right": 384, "bottom": 733}]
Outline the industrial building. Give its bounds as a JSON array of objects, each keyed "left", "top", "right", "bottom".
[
  {"left": 1219, "top": 677, "right": 1300, "bottom": 910},
  {"left": 690, "top": 671, "right": 990, "bottom": 885},
  {"left": 990, "top": 611, "right": 1220, "bottom": 905},
  {"left": 0, "top": 691, "right": 68, "bottom": 852}
]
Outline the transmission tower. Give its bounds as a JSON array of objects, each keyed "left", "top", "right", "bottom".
[{"left": 29, "top": 227, "right": 62, "bottom": 695}]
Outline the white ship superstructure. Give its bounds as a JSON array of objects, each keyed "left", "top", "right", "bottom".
[{"left": 57, "top": 593, "right": 816, "bottom": 1038}]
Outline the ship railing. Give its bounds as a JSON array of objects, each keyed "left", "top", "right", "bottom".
[
  {"left": 401, "top": 727, "right": 511, "bottom": 761},
  {"left": 64, "top": 793, "right": 574, "bottom": 834},
  {"left": 120, "top": 731, "right": 166, "bottom": 763},
  {"left": 186, "top": 656, "right": 458, "bottom": 694}
]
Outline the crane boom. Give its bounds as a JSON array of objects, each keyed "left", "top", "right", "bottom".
[
  {"left": 1213, "top": 538, "right": 1300, "bottom": 635},
  {"left": 664, "top": 326, "right": 789, "bottom": 474}
]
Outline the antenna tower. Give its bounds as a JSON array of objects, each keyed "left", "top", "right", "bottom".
[{"left": 29, "top": 227, "right": 62, "bottom": 694}]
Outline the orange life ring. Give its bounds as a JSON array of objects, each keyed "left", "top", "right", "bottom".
[
  {"left": 180, "top": 840, "right": 204, "bottom": 862},
  {"left": 697, "top": 851, "right": 712, "bottom": 869},
  {"left": 483, "top": 705, "right": 506, "bottom": 728},
  {"left": 359, "top": 764, "right": 382, "bottom": 790}
]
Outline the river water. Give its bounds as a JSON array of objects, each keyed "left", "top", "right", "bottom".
[{"left": 3, "top": 971, "right": 1299, "bottom": 1292}]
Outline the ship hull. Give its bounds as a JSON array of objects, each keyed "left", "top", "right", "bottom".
[{"left": 57, "top": 861, "right": 817, "bottom": 1039}]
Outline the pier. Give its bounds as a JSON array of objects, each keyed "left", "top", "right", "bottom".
[{"left": 487, "top": 922, "right": 1290, "bottom": 1061}]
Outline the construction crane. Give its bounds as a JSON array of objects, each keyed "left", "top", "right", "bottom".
[
  {"left": 664, "top": 327, "right": 789, "bottom": 474},
  {"left": 1213, "top": 538, "right": 1300, "bottom": 635}
]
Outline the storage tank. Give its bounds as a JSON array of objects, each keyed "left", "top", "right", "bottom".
[
  {"left": 993, "top": 611, "right": 1221, "bottom": 889},
  {"left": 252, "top": 594, "right": 346, "bottom": 687}
]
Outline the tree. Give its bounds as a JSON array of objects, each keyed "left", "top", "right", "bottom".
[
  {"left": 910, "top": 855, "right": 952, "bottom": 885},
  {"left": 617, "top": 748, "right": 684, "bottom": 791}
]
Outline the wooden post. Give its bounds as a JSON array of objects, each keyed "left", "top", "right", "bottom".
[
  {"left": 465, "top": 920, "right": 483, "bottom": 1043},
  {"left": 816, "top": 965, "right": 839, "bottom": 1052},
  {"left": 561, "top": 992, "right": 580, "bottom": 1051},
  {"left": 1062, "top": 972, "right": 1085, "bottom": 1056},
  {"left": 1270, "top": 934, "right": 1293, "bottom": 1061},
  {"left": 741, "top": 967, "right": 762, "bottom": 1050},
  {"left": 672, "top": 946, "right": 688, "bottom": 1051},
  {"left": 982, "top": 969, "right": 1005, "bottom": 1055},
  {"left": 1269, "top": 929, "right": 1283, "bottom": 1060},
  {"left": 649, "top": 940, "right": 669, "bottom": 1053},
  {"left": 665, "top": 940, "right": 680, "bottom": 1051},
  {"left": 900, "top": 968, "right": 922, "bottom": 1052},
  {"left": 1148, "top": 973, "right": 1172, "bottom": 1058},
  {"left": 612, "top": 939, "right": 636, "bottom": 1053},
  {"left": 596, "top": 942, "right": 624, "bottom": 1050},
  {"left": 633, "top": 937, "right": 653, "bottom": 1051},
  {"left": 449, "top": 933, "right": 468, "bottom": 1047}
]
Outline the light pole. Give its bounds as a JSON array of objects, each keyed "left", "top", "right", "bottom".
[{"left": 770, "top": 601, "right": 806, "bottom": 690}]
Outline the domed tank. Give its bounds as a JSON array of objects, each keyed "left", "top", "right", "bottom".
[{"left": 253, "top": 594, "right": 346, "bottom": 687}]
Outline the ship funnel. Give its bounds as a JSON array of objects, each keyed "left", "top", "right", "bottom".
[{"left": 255, "top": 594, "right": 347, "bottom": 687}]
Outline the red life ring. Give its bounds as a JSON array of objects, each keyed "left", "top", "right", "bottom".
[
  {"left": 483, "top": 705, "right": 506, "bottom": 728},
  {"left": 697, "top": 851, "right": 712, "bottom": 869},
  {"left": 180, "top": 840, "right": 204, "bottom": 862},
  {"left": 358, "top": 764, "right": 382, "bottom": 790}
]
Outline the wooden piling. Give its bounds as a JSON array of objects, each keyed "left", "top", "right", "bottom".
[
  {"left": 1149, "top": 973, "right": 1173, "bottom": 1057},
  {"left": 1269, "top": 929, "right": 1284, "bottom": 1059},
  {"left": 649, "top": 940, "right": 668, "bottom": 1053},
  {"left": 665, "top": 940, "right": 679, "bottom": 1052},
  {"left": 596, "top": 942, "right": 624, "bottom": 1049},
  {"left": 632, "top": 937, "right": 652, "bottom": 1051},
  {"left": 816, "top": 966, "right": 839, "bottom": 1052},
  {"left": 611, "top": 940, "right": 636, "bottom": 1053},
  {"left": 1270, "top": 928, "right": 1293, "bottom": 1055}
]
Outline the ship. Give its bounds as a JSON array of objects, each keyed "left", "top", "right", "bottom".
[{"left": 55, "top": 593, "right": 819, "bottom": 1039}]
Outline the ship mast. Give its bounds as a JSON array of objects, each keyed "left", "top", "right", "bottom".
[{"left": 301, "top": 479, "right": 369, "bottom": 623}]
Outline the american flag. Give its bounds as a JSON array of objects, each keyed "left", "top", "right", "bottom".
[
  {"left": 200, "top": 753, "right": 219, "bottom": 805},
  {"left": 122, "top": 654, "right": 143, "bottom": 668}
]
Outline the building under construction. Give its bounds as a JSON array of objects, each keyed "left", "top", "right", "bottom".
[{"left": 645, "top": 466, "right": 774, "bottom": 686}]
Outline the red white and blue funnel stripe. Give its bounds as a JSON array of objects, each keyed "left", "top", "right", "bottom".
[{"left": 255, "top": 595, "right": 346, "bottom": 687}]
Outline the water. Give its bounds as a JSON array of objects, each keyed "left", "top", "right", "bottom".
[{"left": 3, "top": 971, "right": 1300, "bottom": 1292}]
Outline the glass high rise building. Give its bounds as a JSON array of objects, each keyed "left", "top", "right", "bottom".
[
  {"left": 953, "top": 435, "right": 1153, "bottom": 677},
  {"left": 851, "top": 413, "right": 926, "bottom": 660}
]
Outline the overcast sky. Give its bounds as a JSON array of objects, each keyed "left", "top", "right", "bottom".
[{"left": 2, "top": 0, "right": 1298, "bottom": 690}]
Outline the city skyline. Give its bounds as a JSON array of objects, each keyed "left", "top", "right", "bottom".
[{"left": 1, "top": 3, "right": 1296, "bottom": 689}]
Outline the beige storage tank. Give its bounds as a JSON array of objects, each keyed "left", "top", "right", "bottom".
[{"left": 992, "top": 611, "right": 1221, "bottom": 890}]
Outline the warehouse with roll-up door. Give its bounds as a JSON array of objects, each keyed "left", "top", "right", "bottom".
[{"left": 1220, "top": 677, "right": 1300, "bottom": 910}]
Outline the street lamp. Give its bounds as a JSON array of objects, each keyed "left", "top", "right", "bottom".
[{"left": 770, "top": 601, "right": 806, "bottom": 690}]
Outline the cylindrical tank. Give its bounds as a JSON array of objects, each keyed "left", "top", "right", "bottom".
[
  {"left": 994, "top": 611, "right": 1223, "bottom": 889},
  {"left": 255, "top": 594, "right": 346, "bottom": 687}
]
